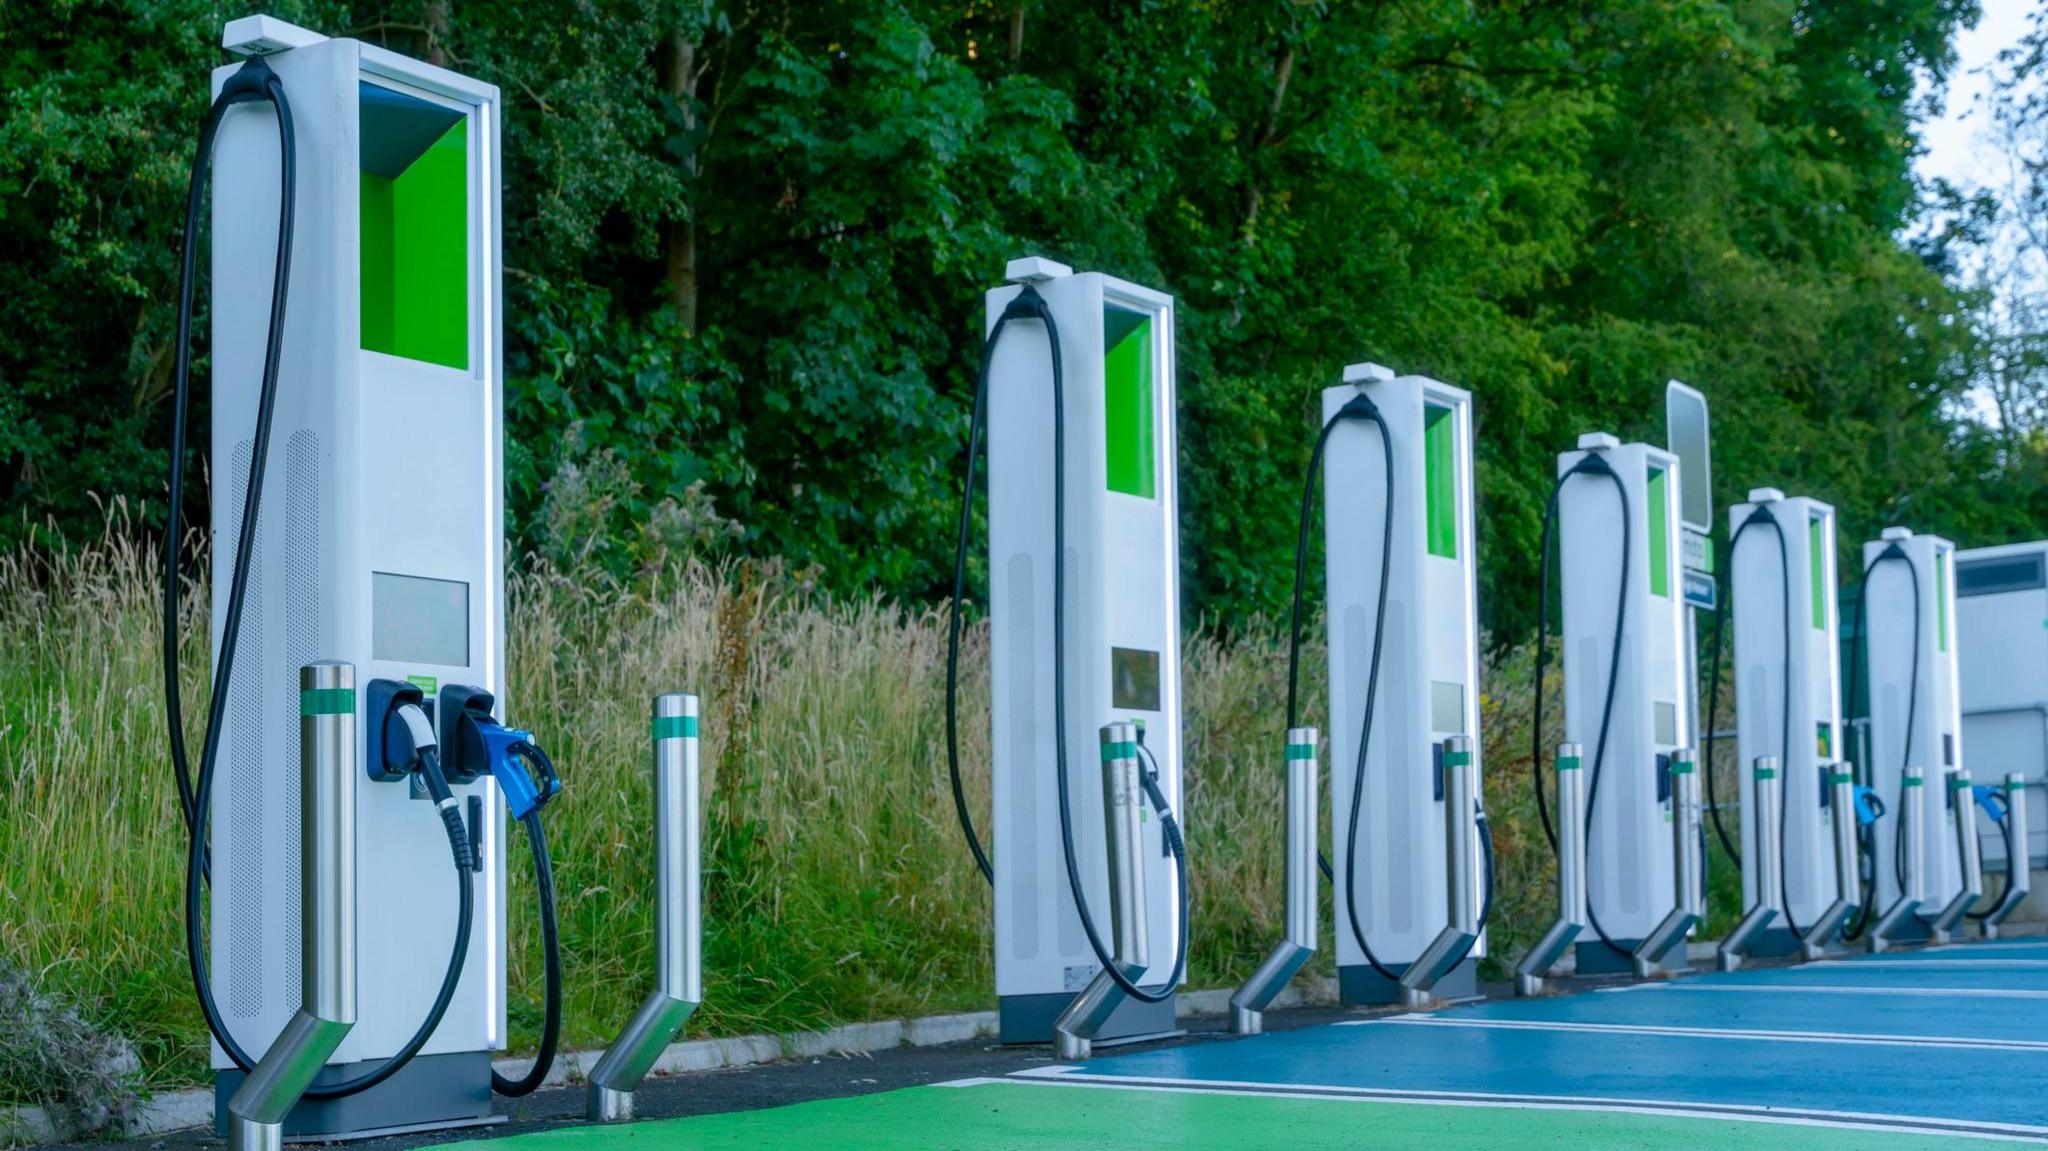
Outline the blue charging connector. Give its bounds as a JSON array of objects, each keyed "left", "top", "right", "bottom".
[
  {"left": 1852, "top": 785, "right": 1886, "bottom": 827},
  {"left": 439, "top": 683, "right": 562, "bottom": 820},
  {"left": 474, "top": 719, "right": 561, "bottom": 820}
]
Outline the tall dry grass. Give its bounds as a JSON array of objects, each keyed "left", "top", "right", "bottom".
[{"left": 0, "top": 510, "right": 1737, "bottom": 1104}]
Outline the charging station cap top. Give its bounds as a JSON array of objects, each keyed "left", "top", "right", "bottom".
[
  {"left": 1577, "top": 432, "right": 1621, "bottom": 452},
  {"left": 1006, "top": 257, "right": 1073, "bottom": 284},
  {"left": 1747, "top": 487, "right": 1785, "bottom": 504},
  {"left": 224, "top": 15, "right": 326, "bottom": 55},
  {"left": 1881, "top": 526, "right": 1915, "bottom": 542},
  {"left": 1342, "top": 362, "right": 1396, "bottom": 385}
]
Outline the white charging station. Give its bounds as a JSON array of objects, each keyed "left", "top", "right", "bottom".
[
  {"left": 984, "top": 259, "right": 1184, "bottom": 1043},
  {"left": 1859, "top": 528, "right": 1964, "bottom": 926},
  {"left": 1957, "top": 541, "right": 2048, "bottom": 896},
  {"left": 206, "top": 17, "right": 508, "bottom": 1137},
  {"left": 1323, "top": 365, "right": 1482, "bottom": 1003},
  {"left": 1729, "top": 490, "right": 1843, "bottom": 947},
  {"left": 1558, "top": 434, "right": 1691, "bottom": 972}
]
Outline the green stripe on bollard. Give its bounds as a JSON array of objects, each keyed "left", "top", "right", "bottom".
[
  {"left": 1904, "top": 775, "right": 1924, "bottom": 787},
  {"left": 1285, "top": 744, "right": 1316, "bottom": 760},
  {"left": 300, "top": 687, "right": 356, "bottom": 716},
  {"left": 1444, "top": 751, "right": 1473, "bottom": 767},
  {"left": 2008, "top": 780, "right": 2025, "bottom": 794},
  {"left": 1950, "top": 776, "right": 1972, "bottom": 792},
  {"left": 1671, "top": 760, "right": 1696, "bottom": 775},
  {"left": 653, "top": 715, "right": 699, "bottom": 741},
  {"left": 1831, "top": 771, "right": 1855, "bottom": 784},
  {"left": 1753, "top": 767, "right": 1776, "bottom": 780},
  {"left": 1556, "top": 756, "right": 1583, "bottom": 772},
  {"left": 1103, "top": 741, "right": 1138, "bottom": 760}
]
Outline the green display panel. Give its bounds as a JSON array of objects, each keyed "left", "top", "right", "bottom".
[
  {"left": 1937, "top": 549, "right": 1950, "bottom": 653},
  {"left": 1104, "top": 308, "right": 1155, "bottom": 499},
  {"left": 1810, "top": 514, "right": 1827, "bottom": 630},
  {"left": 1647, "top": 465, "right": 1670, "bottom": 598},
  {"left": 1424, "top": 404, "right": 1458, "bottom": 559},
  {"left": 361, "top": 84, "right": 468, "bottom": 370}
]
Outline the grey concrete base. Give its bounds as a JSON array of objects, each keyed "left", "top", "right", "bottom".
[
  {"left": 213, "top": 1052, "right": 494, "bottom": 1141},
  {"left": 998, "top": 989, "right": 1177, "bottom": 1046},
  {"left": 1340, "top": 958, "right": 1476, "bottom": 1006}
]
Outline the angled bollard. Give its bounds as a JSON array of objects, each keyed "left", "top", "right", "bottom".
[
  {"left": 1718, "top": 757, "right": 1783, "bottom": 971},
  {"left": 1055, "top": 724, "right": 1152, "bottom": 1060},
  {"left": 226, "top": 663, "right": 359, "bottom": 1151},
  {"left": 1516, "top": 744, "right": 1587, "bottom": 996},
  {"left": 1929, "top": 769, "right": 1984, "bottom": 943},
  {"left": 1633, "top": 748, "right": 1704, "bottom": 977},
  {"left": 1230, "top": 728, "right": 1318, "bottom": 1034},
  {"left": 587, "top": 694, "right": 703, "bottom": 1122},
  {"left": 1399, "top": 736, "right": 1481, "bottom": 1009},
  {"left": 1799, "top": 762, "right": 1862, "bottom": 961},
  {"left": 1870, "top": 767, "right": 1927, "bottom": 952},
  {"left": 1983, "top": 773, "right": 2032, "bottom": 939}
]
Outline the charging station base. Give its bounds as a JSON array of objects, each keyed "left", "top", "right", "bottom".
[
  {"left": 214, "top": 1051, "right": 497, "bottom": 1141},
  {"left": 999, "top": 991, "right": 1177, "bottom": 1046},
  {"left": 1340, "top": 957, "right": 1477, "bottom": 1006}
]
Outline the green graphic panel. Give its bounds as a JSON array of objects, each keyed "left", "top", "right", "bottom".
[
  {"left": 361, "top": 105, "right": 468, "bottom": 370},
  {"left": 1104, "top": 309, "right": 1155, "bottom": 499},
  {"left": 1424, "top": 404, "right": 1458, "bottom": 559},
  {"left": 1648, "top": 465, "right": 1670, "bottom": 598},
  {"left": 1810, "top": 514, "right": 1827, "bottom": 630},
  {"left": 1938, "top": 549, "right": 1950, "bottom": 653},
  {"left": 457, "top": 1082, "right": 2004, "bottom": 1151}
]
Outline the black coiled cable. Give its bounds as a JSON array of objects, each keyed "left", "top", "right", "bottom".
[
  {"left": 165, "top": 57, "right": 473, "bottom": 1099},
  {"left": 1529, "top": 452, "right": 1635, "bottom": 957}
]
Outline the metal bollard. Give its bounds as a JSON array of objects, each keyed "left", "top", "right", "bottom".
[
  {"left": 1984, "top": 773, "right": 2032, "bottom": 938},
  {"left": 1633, "top": 748, "right": 1703, "bottom": 977},
  {"left": 1516, "top": 744, "right": 1586, "bottom": 996},
  {"left": 1799, "top": 763, "right": 1861, "bottom": 960},
  {"left": 587, "top": 694, "right": 703, "bottom": 1122},
  {"left": 1870, "top": 767, "right": 1927, "bottom": 952},
  {"left": 1055, "top": 724, "right": 1152, "bottom": 1060},
  {"left": 1718, "top": 757, "right": 1783, "bottom": 971},
  {"left": 1930, "top": 769, "right": 1985, "bottom": 941},
  {"left": 1398, "top": 736, "right": 1480, "bottom": 1009},
  {"left": 1230, "top": 727, "right": 1318, "bottom": 1034},
  {"left": 226, "top": 663, "right": 359, "bottom": 1151}
]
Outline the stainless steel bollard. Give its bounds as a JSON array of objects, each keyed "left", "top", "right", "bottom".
[
  {"left": 1984, "top": 773, "right": 2032, "bottom": 938},
  {"left": 1055, "top": 724, "right": 1152, "bottom": 1060},
  {"left": 1398, "top": 736, "right": 1480, "bottom": 1009},
  {"left": 1930, "top": 769, "right": 1984, "bottom": 941},
  {"left": 1515, "top": 744, "right": 1586, "bottom": 996},
  {"left": 1799, "top": 763, "right": 1861, "bottom": 961},
  {"left": 1718, "top": 757, "right": 1783, "bottom": 971},
  {"left": 1633, "top": 748, "right": 1703, "bottom": 977},
  {"left": 1870, "top": 766, "right": 1927, "bottom": 952},
  {"left": 588, "top": 694, "right": 704, "bottom": 1122},
  {"left": 1230, "top": 727, "right": 1318, "bottom": 1034},
  {"left": 226, "top": 663, "right": 359, "bottom": 1151}
]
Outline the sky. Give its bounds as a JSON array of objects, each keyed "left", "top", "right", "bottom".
[{"left": 1912, "top": 0, "right": 2042, "bottom": 424}]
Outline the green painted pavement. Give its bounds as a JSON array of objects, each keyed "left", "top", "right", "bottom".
[{"left": 456, "top": 1081, "right": 2006, "bottom": 1150}]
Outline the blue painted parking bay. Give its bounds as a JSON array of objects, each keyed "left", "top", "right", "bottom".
[{"left": 1036, "top": 940, "right": 2048, "bottom": 1141}]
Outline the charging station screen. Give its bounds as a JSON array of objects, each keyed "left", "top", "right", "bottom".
[
  {"left": 1103, "top": 305, "right": 1155, "bottom": 499},
  {"left": 373, "top": 572, "right": 470, "bottom": 667},
  {"left": 1111, "top": 646, "right": 1161, "bottom": 711}
]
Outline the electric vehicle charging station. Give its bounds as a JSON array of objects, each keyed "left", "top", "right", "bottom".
[
  {"left": 1555, "top": 433, "right": 1692, "bottom": 973},
  {"left": 1856, "top": 528, "right": 1965, "bottom": 942},
  {"left": 162, "top": 16, "right": 568, "bottom": 1142},
  {"left": 1726, "top": 491, "right": 1844, "bottom": 956},
  {"left": 1957, "top": 541, "right": 2048, "bottom": 926},
  {"left": 1319, "top": 366, "right": 1486, "bottom": 1004},
  {"left": 963, "top": 258, "right": 1188, "bottom": 1046}
]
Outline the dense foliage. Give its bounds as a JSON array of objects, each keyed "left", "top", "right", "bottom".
[{"left": 3, "top": 0, "right": 2041, "bottom": 637}]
